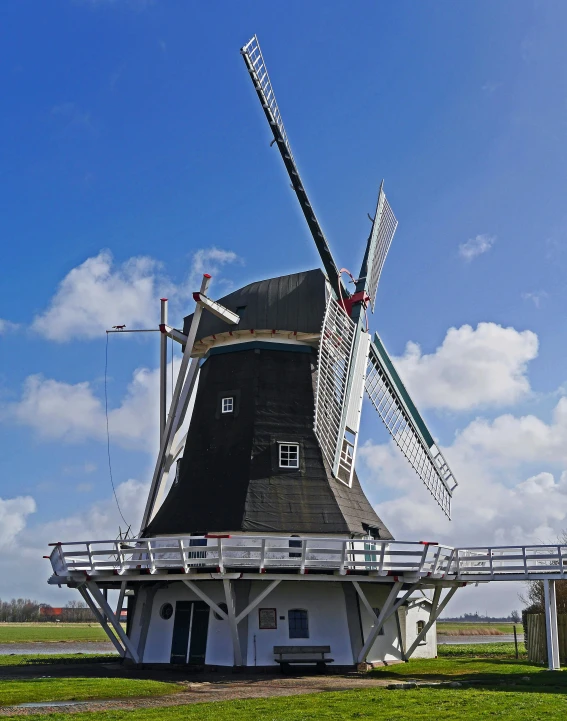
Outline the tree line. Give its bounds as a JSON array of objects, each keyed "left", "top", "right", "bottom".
[{"left": 0, "top": 598, "right": 95, "bottom": 622}]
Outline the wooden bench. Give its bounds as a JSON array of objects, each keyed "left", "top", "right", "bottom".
[{"left": 273, "top": 645, "right": 333, "bottom": 673}]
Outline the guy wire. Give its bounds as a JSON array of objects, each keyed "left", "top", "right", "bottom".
[{"left": 104, "top": 332, "right": 129, "bottom": 528}]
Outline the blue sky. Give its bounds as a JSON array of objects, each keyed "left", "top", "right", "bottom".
[{"left": 1, "top": 0, "right": 567, "bottom": 614}]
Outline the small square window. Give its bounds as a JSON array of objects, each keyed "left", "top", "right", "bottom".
[
  {"left": 279, "top": 443, "right": 299, "bottom": 469},
  {"left": 221, "top": 397, "right": 234, "bottom": 414}
]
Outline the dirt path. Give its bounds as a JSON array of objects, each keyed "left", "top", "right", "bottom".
[{"left": 0, "top": 667, "right": 394, "bottom": 716}]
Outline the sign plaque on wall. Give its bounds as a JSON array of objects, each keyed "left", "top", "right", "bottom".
[{"left": 258, "top": 608, "right": 277, "bottom": 629}]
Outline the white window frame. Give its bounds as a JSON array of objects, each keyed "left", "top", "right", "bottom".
[
  {"left": 278, "top": 442, "right": 299, "bottom": 469},
  {"left": 416, "top": 619, "right": 427, "bottom": 643},
  {"left": 221, "top": 397, "right": 234, "bottom": 414}
]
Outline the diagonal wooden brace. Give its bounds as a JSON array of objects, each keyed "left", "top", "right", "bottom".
[
  {"left": 77, "top": 585, "right": 125, "bottom": 658},
  {"left": 357, "top": 581, "right": 402, "bottom": 663},
  {"left": 86, "top": 581, "right": 139, "bottom": 663}
]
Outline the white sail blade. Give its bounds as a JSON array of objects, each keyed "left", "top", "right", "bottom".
[
  {"left": 367, "top": 187, "right": 398, "bottom": 312},
  {"left": 365, "top": 334, "right": 457, "bottom": 518},
  {"left": 314, "top": 297, "right": 356, "bottom": 482}
]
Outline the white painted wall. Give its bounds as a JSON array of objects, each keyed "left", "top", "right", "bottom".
[
  {"left": 357, "top": 584, "right": 404, "bottom": 664},
  {"left": 245, "top": 580, "right": 354, "bottom": 666},
  {"left": 406, "top": 602, "right": 437, "bottom": 659},
  {"left": 128, "top": 579, "right": 428, "bottom": 667}
]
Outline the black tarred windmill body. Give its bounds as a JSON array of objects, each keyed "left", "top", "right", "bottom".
[{"left": 141, "top": 35, "right": 458, "bottom": 540}]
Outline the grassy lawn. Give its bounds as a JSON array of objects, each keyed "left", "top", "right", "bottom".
[
  {"left": 0, "top": 653, "right": 117, "bottom": 667},
  {"left": 0, "top": 678, "right": 181, "bottom": 707},
  {"left": 0, "top": 623, "right": 113, "bottom": 643},
  {"left": 438, "top": 641, "right": 527, "bottom": 658},
  {"left": 0, "top": 642, "right": 564, "bottom": 719},
  {"left": 1, "top": 688, "right": 566, "bottom": 721},
  {"left": 437, "top": 622, "right": 518, "bottom": 635}
]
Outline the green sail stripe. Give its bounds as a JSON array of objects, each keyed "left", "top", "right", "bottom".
[{"left": 371, "top": 333, "right": 435, "bottom": 449}]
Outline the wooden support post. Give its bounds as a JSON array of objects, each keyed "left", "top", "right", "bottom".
[
  {"left": 544, "top": 579, "right": 560, "bottom": 670},
  {"left": 116, "top": 580, "right": 127, "bottom": 618},
  {"left": 223, "top": 579, "right": 244, "bottom": 666},
  {"left": 86, "top": 581, "right": 139, "bottom": 663},
  {"left": 77, "top": 585, "right": 125, "bottom": 658},
  {"left": 141, "top": 274, "right": 211, "bottom": 530},
  {"left": 357, "top": 581, "right": 403, "bottom": 663},
  {"left": 159, "top": 298, "right": 168, "bottom": 440}
]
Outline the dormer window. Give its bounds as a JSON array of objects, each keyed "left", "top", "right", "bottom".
[
  {"left": 279, "top": 442, "right": 299, "bottom": 469},
  {"left": 221, "top": 397, "right": 234, "bottom": 414}
]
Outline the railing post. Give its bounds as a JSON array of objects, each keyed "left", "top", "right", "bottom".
[
  {"left": 299, "top": 538, "right": 308, "bottom": 574},
  {"left": 430, "top": 546, "right": 443, "bottom": 576},
  {"left": 218, "top": 538, "right": 224, "bottom": 573},
  {"left": 378, "top": 542, "right": 386, "bottom": 574},
  {"left": 419, "top": 543, "right": 429, "bottom": 573},
  {"left": 147, "top": 540, "right": 156, "bottom": 573},
  {"left": 117, "top": 541, "right": 125, "bottom": 574},
  {"left": 259, "top": 538, "right": 266, "bottom": 573},
  {"left": 179, "top": 538, "right": 187, "bottom": 572},
  {"left": 87, "top": 543, "right": 93, "bottom": 572},
  {"left": 339, "top": 540, "right": 348, "bottom": 575}
]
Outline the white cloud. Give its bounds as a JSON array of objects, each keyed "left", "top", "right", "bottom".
[
  {"left": 31, "top": 248, "right": 242, "bottom": 342},
  {"left": 0, "top": 478, "right": 148, "bottom": 602},
  {"left": 9, "top": 358, "right": 181, "bottom": 451},
  {"left": 32, "top": 251, "right": 161, "bottom": 341},
  {"left": 188, "top": 247, "right": 243, "bottom": 292},
  {"left": 360, "top": 394, "right": 567, "bottom": 547},
  {"left": 522, "top": 290, "right": 549, "bottom": 308},
  {"left": 0, "top": 496, "right": 36, "bottom": 549},
  {"left": 459, "top": 234, "right": 496, "bottom": 261},
  {"left": 0, "top": 319, "right": 19, "bottom": 334},
  {"left": 358, "top": 387, "right": 567, "bottom": 615},
  {"left": 392, "top": 322, "right": 538, "bottom": 411}
]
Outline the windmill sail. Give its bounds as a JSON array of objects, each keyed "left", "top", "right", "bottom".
[
  {"left": 241, "top": 35, "right": 346, "bottom": 300},
  {"left": 314, "top": 297, "right": 356, "bottom": 482},
  {"left": 365, "top": 184, "right": 398, "bottom": 312},
  {"left": 365, "top": 333, "right": 457, "bottom": 518}
]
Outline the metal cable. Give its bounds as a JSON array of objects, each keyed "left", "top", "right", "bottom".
[{"left": 104, "top": 332, "right": 129, "bottom": 528}]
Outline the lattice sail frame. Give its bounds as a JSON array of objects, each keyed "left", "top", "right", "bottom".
[
  {"left": 365, "top": 335, "right": 457, "bottom": 518},
  {"left": 368, "top": 189, "right": 398, "bottom": 312},
  {"left": 241, "top": 35, "right": 344, "bottom": 299},
  {"left": 314, "top": 297, "right": 356, "bottom": 484},
  {"left": 241, "top": 36, "right": 295, "bottom": 163}
]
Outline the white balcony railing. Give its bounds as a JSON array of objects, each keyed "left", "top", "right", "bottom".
[
  {"left": 47, "top": 536, "right": 567, "bottom": 582},
  {"left": 48, "top": 536, "right": 453, "bottom": 578}
]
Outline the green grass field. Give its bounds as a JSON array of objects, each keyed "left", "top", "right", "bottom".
[
  {"left": 0, "top": 653, "right": 117, "bottom": 667},
  {"left": 438, "top": 641, "right": 527, "bottom": 658},
  {"left": 0, "top": 678, "right": 181, "bottom": 706},
  {"left": 1, "top": 686, "right": 566, "bottom": 721},
  {"left": 0, "top": 641, "right": 564, "bottom": 719},
  {"left": 0, "top": 623, "right": 114, "bottom": 643}
]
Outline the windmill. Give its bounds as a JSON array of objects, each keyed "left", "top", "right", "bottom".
[{"left": 46, "top": 35, "right": 462, "bottom": 670}]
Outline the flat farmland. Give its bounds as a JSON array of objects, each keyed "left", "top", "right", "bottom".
[
  {"left": 437, "top": 622, "right": 518, "bottom": 636},
  {"left": 0, "top": 623, "right": 111, "bottom": 643}
]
